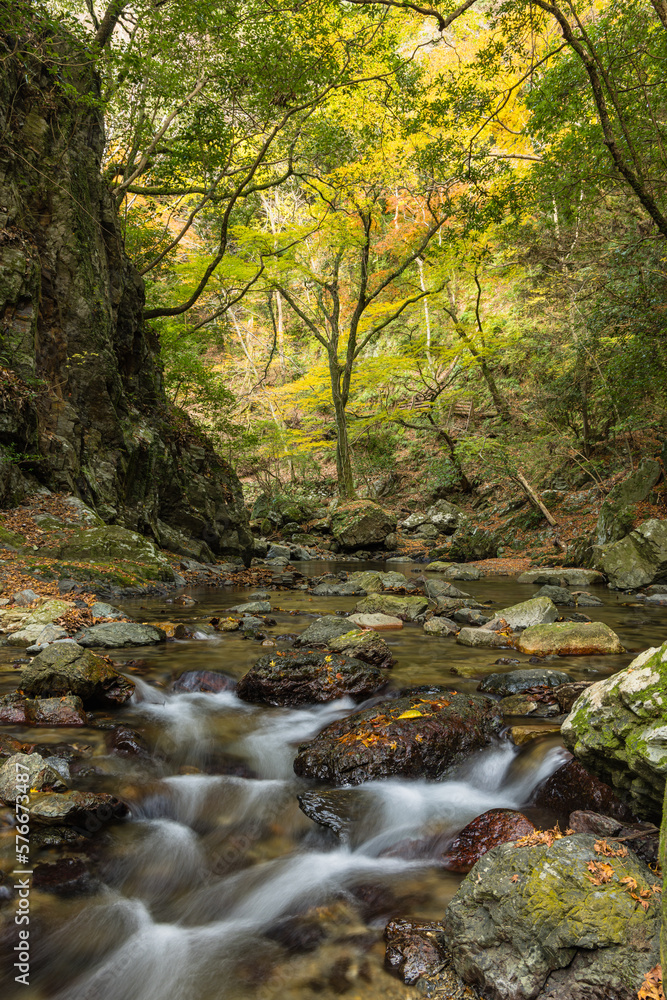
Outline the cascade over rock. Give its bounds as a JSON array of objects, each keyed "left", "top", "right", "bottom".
[{"left": 0, "top": 19, "right": 252, "bottom": 563}]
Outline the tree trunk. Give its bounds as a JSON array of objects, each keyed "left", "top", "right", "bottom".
[{"left": 329, "top": 358, "right": 355, "bottom": 498}]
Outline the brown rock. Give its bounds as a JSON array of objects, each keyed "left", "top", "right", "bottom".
[
  {"left": 442, "top": 809, "right": 536, "bottom": 872},
  {"left": 172, "top": 670, "right": 237, "bottom": 693},
  {"left": 0, "top": 694, "right": 86, "bottom": 726},
  {"left": 385, "top": 917, "right": 447, "bottom": 984},
  {"left": 532, "top": 756, "right": 634, "bottom": 821}
]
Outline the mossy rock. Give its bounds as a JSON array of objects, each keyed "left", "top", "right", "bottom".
[
  {"left": 331, "top": 501, "right": 397, "bottom": 550},
  {"left": 0, "top": 525, "right": 26, "bottom": 548},
  {"left": 20, "top": 642, "right": 134, "bottom": 707},
  {"left": 45, "top": 526, "right": 174, "bottom": 582}
]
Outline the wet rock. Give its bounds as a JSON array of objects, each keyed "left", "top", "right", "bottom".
[
  {"left": 497, "top": 694, "right": 538, "bottom": 715},
  {"left": 90, "top": 601, "right": 130, "bottom": 620},
  {"left": 265, "top": 913, "right": 328, "bottom": 953},
  {"left": 436, "top": 597, "right": 485, "bottom": 613},
  {"left": 28, "top": 790, "right": 128, "bottom": 827},
  {"left": 327, "top": 629, "right": 396, "bottom": 669},
  {"left": 19, "top": 624, "right": 71, "bottom": 648},
  {"left": 293, "top": 616, "right": 357, "bottom": 648},
  {"left": 237, "top": 649, "right": 386, "bottom": 706},
  {"left": 442, "top": 809, "right": 536, "bottom": 872},
  {"left": 47, "top": 525, "right": 174, "bottom": 581},
  {"left": 293, "top": 690, "right": 502, "bottom": 785},
  {"left": 331, "top": 501, "right": 397, "bottom": 550},
  {"left": 443, "top": 834, "right": 660, "bottom": 1000},
  {"left": 385, "top": 917, "right": 448, "bottom": 984},
  {"left": 573, "top": 591, "right": 603, "bottom": 607},
  {"left": 19, "top": 642, "right": 134, "bottom": 706},
  {"left": 228, "top": 601, "right": 271, "bottom": 613},
  {"left": 423, "top": 617, "right": 458, "bottom": 636},
  {"left": 510, "top": 725, "right": 561, "bottom": 746},
  {"left": 426, "top": 563, "right": 483, "bottom": 580},
  {"left": 552, "top": 680, "right": 592, "bottom": 713},
  {"left": 32, "top": 858, "right": 96, "bottom": 896},
  {"left": 0, "top": 752, "right": 67, "bottom": 802},
  {"left": 0, "top": 694, "right": 87, "bottom": 726},
  {"left": 517, "top": 569, "right": 605, "bottom": 586},
  {"left": 75, "top": 623, "right": 167, "bottom": 648},
  {"left": 172, "top": 670, "right": 237, "bottom": 693},
  {"left": 451, "top": 608, "right": 490, "bottom": 626},
  {"left": 533, "top": 585, "right": 575, "bottom": 606},
  {"left": 424, "top": 580, "right": 470, "bottom": 600},
  {"left": 531, "top": 756, "right": 633, "bottom": 821},
  {"left": 479, "top": 669, "right": 572, "bottom": 697},
  {"left": 297, "top": 789, "right": 363, "bottom": 841},
  {"left": 562, "top": 641, "right": 667, "bottom": 820},
  {"left": 449, "top": 527, "right": 500, "bottom": 562},
  {"left": 353, "top": 594, "right": 430, "bottom": 621},
  {"left": 347, "top": 612, "right": 403, "bottom": 631},
  {"left": 516, "top": 621, "right": 624, "bottom": 656},
  {"left": 567, "top": 811, "right": 623, "bottom": 837},
  {"left": 456, "top": 628, "right": 509, "bottom": 649},
  {"left": 594, "top": 518, "right": 667, "bottom": 589},
  {"left": 106, "top": 726, "right": 151, "bottom": 758},
  {"left": 345, "top": 570, "right": 384, "bottom": 593},
  {"left": 310, "top": 582, "right": 366, "bottom": 597}
]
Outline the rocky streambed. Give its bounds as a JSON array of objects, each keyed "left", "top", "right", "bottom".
[{"left": 0, "top": 559, "right": 665, "bottom": 1000}]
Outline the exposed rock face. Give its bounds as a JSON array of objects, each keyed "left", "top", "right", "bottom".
[
  {"left": 330, "top": 502, "right": 397, "bottom": 550},
  {"left": 443, "top": 834, "right": 660, "bottom": 1000},
  {"left": 293, "top": 689, "right": 502, "bottom": 785},
  {"left": 0, "top": 19, "right": 251, "bottom": 561},
  {"left": 594, "top": 519, "right": 667, "bottom": 589},
  {"left": 237, "top": 649, "right": 387, "bottom": 706},
  {"left": 562, "top": 642, "right": 667, "bottom": 821},
  {"left": 596, "top": 459, "right": 662, "bottom": 545}
]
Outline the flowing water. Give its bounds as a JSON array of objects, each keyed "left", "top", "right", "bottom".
[{"left": 0, "top": 561, "right": 664, "bottom": 1000}]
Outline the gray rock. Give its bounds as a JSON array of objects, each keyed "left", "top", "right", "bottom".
[
  {"left": 573, "top": 591, "right": 603, "bottom": 607},
  {"left": 75, "top": 623, "right": 166, "bottom": 648},
  {"left": 267, "top": 543, "right": 291, "bottom": 559},
  {"left": 492, "top": 596, "right": 558, "bottom": 629},
  {"left": 19, "top": 642, "right": 134, "bottom": 706},
  {"left": 594, "top": 519, "right": 667, "bottom": 589},
  {"left": 424, "top": 579, "right": 470, "bottom": 599},
  {"left": 479, "top": 668, "right": 573, "bottom": 697},
  {"left": 228, "top": 601, "right": 271, "bottom": 614},
  {"left": 327, "top": 629, "right": 396, "bottom": 668},
  {"left": 13, "top": 589, "right": 41, "bottom": 606},
  {"left": 423, "top": 617, "right": 458, "bottom": 636},
  {"left": 331, "top": 502, "right": 397, "bottom": 550},
  {"left": 534, "top": 584, "right": 575, "bottom": 606},
  {"left": 452, "top": 608, "right": 490, "bottom": 626},
  {"left": 517, "top": 568, "right": 605, "bottom": 586},
  {"left": 444, "top": 834, "right": 660, "bottom": 1000},
  {"left": 425, "top": 563, "right": 483, "bottom": 580},
  {"left": 310, "top": 583, "right": 366, "bottom": 597},
  {"left": 90, "top": 602, "right": 129, "bottom": 620},
  {"left": 0, "top": 752, "right": 67, "bottom": 802},
  {"left": 353, "top": 594, "right": 430, "bottom": 621},
  {"left": 517, "top": 621, "right": 624, "bottom": 657},
  {"left": 8, "top": 623, "right": 69, "bottom": 647},
  {"left": 448, "top": 527, "right": 500, "bottom": 562},
  {"left": 596, "top": 459, "right": 661, "bottom": 545},
  {"left": 293, "top": 616, "right": 355, "bottom": 647},
  {"left": 456, "top": 628, "right": 509, "bottom": 649}
]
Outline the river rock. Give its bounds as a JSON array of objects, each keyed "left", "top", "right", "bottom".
[
  {"left": 443, "top": 834, "right": 660, "bottom": 1000},
  {"left": 533, "top": 585, "right": 575, "bottom": 606},
  {"left": 297, "top": 788, "right": 363, "bottom": 841},
  {"left": 293, "top": 616, "right": 357, "bottom": 647},
  {"left": 572, "top": 591, "right": 603, "bottom": 606},
  {"left": 353, "top": 594, "right": 429, "bottom": 621},
  {"left": 28, "top": 790, "right": 128, "bottom": 826},
  {"left": 228, "top": 601, "right": 271, "bottom": 613},
  {"left": 497, "top": 694, "right": 538, "bottom": 715},
  {"left": 553, "top": 681, "right": 593, "bottom": 713},
  {"left": 106, "top": 726, "right": 151, "bottom": 758},
  {"left": 19, "top": 642, "right": 134, "bottom": 706},
  {"left": 0, "top": 694, "right": 86, "bottom": 726},
  {"left": 310, "top": 582, "right": 366, "bottom": 597},
  {"left": 11, "top": 598, "right": 72, "bottom": 627},
  {"left": 516, "top": 621, "right": 623, "bottom": 656},
  {"left": 456, "top": 628, "right": 509, "bottom": 649},
  {"left": 347, "top": 613, "right": 404, "bottom": 631},
  {"left": 531, "top": 757, "right": 633, "bottom": 821},
  {"left": 237, "top": 649, "right": 386, "bottom": 706},
  {"left": 426, "top": 563, "right": 483, "bottom": 580},
  {"left": 594, "top": 519, "right": 667, "bottom": 589},
  {"left": 172, "top": 670, "right": 237, "bottom": 693},
  {"left": 517, "top": 569, "right": 606, "bottom": 586},
  {"left": 75, "top": 622, "right": 167, "bottom": 648},
  {"left": 346, "top": 571, "right": 384, "bottom": 593},
  {"left": 479, "top": 669, "right": 572, "bottom": 697},
  {"left": 8, "top": 623, "right": 70, "bottom": 647},
  {"left": 90, "top": 601, "right": 129, "bottom": 620},
  {"left": 442, "top": 809, "right": 536, "bottom": 872},
  {"left": 562, "top": 641, "right": 667, "bottom": 820},
  {"left": 0, "top": 752, "right": 67, "bottom": 802},
  {"left": 385, "top": 918, "right": 448, "bottom": 985},
  {"left": 491, "top": 597, "right": 558, "bottom": 629},
  {"left": 293, "top": 690, "right": 502, "bottom": 785},
  {"left": 327, "top": 629, "right": 396, "bottom": 668},
  {"left": 331, "top": 502, "right": 397, "bottom": 550},
  {"left": 423, "top": 617, "right": 458, "bottom": 636},
  {"left": 449, "top": 527, "right": 500, "bottom": 562},
  {"left": 32, "top": 858, "right": 96, "bottom": 896},
  {"left": 45, "top": 525, "right": 174, "bottom": 580},
  {"left": 451, "top": 608, "right": 490, "bottom": 626},
  {"left": 424, "top": 579, "right": 470, "bottom": 599}
]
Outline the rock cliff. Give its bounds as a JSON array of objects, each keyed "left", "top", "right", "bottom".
[{"left": 0, "top": 20, "right": 251, "bottom": 562}]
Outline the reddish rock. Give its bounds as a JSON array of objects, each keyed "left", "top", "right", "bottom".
[
  {"left": 442, "top": 809, "right": 536, "bottom": 872},
  {"left": 532, "top": 756, "right": 634, "bottom": 821},
  {"left": 385, "top": 918, "right": 448, "bottom": 984},
  {"left": 0, "top": 694, "right": 86, "bottom": 726}
]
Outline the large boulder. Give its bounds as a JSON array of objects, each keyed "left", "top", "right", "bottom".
[
  {"left": 562, "top": 641, "right": 667, "bottom": 821},
  {"left": 236, "top": 649, "right": 387, "bottom": 706},
  {"left": 293, "top": 689, "right": 502, "bottom": 785},
  {"left": 293, "top": 616, "right": 357, "bottom": 648},
  {"left": 19, "top": 642, "right": 134, "bottom": 706},
  {"left": 531, "top": 757, "right": 633, "bottom": 822},
  {"left": 516, "top": 622, "right": 624, "bottom": 656},
  {"left": 596, "top": 459, "right": 662, "bottom": 545},
  {"left": 425, "top": 562, "right": 483, "bottom": 580},
  {"left": 443, "top": 834, "right": 661, "bottom": 1000},
  {"left": 593, "top": 519, "right": 667, "bottom": 589},
  {"left": 0, "top": 694, "right": 86, "bottom": 725},
  {"left": 448, "top": 527, "right": 500, "bottom": 562},
  {"left": 353, "top": 594, "right": 430, "bottom": 621},
  {"left": 442, "top": 809, "right": 536, "bottom": 873},
  {"left": 45, "top": 526, "right": 174, "bottom": 581},
  {"left": 330, "top": 502, "right": 397, "bottom": 550},
  {"left": 517, "top": 569, "right": 606, "bottom": 586}
]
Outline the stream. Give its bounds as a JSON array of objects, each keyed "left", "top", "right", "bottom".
[{"left": 1, "top": 560, "right": 664, "bottom": 1000}]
